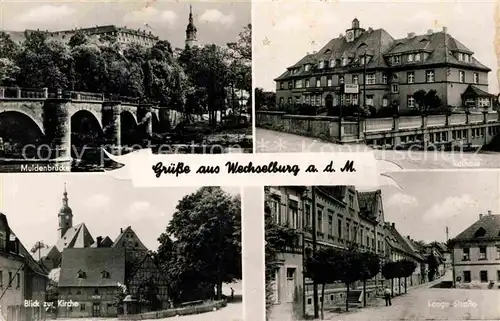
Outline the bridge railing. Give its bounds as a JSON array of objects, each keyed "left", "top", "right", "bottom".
[
  {"left": 0, "top": 87, "right": 48, "bottom": 99},
  {"left": 427, "top": 115, "right": 446, "bottom": 127},
  {"left": 365, "top": 117, "right": 393, "bottom": 132},
  {"left": 487, "top": 112, "right": 498, "bottom": 122},
  {"left": 469, "top": 113, "right": 483, "bottom": 123},
  {"left": 71, "top": 91, "right": 104, "bottom": 102}
]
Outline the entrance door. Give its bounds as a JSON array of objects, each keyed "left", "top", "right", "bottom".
[
  {"left": 92, "top": 303, "right": 101, "bottom": 317},
  {"left": 286, "top": 267, "right": 296, "bottom": 303},
  {"left": 325, "top": 94, "right": 334, "bottom": 110}
]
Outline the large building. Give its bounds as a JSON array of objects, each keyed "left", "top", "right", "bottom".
[
  {"left": 275, "top": 19, "right": 494, "bottom": 112},
  {"left": 266, "top": 186, "right": 389, "bottom": 317},
  {"left": 452, "top": 211, "right": 500, "bottom": 289}
]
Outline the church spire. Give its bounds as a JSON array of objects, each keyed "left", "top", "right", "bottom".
[
  {"left": 185, "top": 5, "right": 198, "bottom": 48},
  {"left": 58, "top": 183, "right": 73, "bottom": 238}
]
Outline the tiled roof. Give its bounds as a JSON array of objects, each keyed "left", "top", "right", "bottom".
[
  {"left": 385, "top": 223, "right": 421, "bottom": 259},
  {"left": 357, "top": 190, "right": 381, "bottom": 220},
  {"left": 59, "top": 248, "right": 126, "bottom": 287},
  {"left": 112, "top": 226, "right": 148, "bottom": 251},
  {"left": 454, "top": 214, "right": 500, "bottom": 242},
  {"left": 55, "top": 223, "right": 95, "bottom": 252},
  {"left": 275, "top": 28, "right": 490, "bottom": 81}
]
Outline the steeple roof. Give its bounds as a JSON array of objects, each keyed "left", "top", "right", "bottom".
[
  {"left": 59, "top": 183, "right": 72, "bottom": 215},
  {"left": 186, "top": 5, "right": 197, "bottom": 34}
]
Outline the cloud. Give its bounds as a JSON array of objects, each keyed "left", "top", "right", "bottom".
[
  {"left": 386, "top": 192, "right": 418, "bottom": 208},
  {"left": 422, "top": 195, "right": 478, "bottom": 222},
  {"left": 199, "top": 10, "right": 235, "bottom": 26},
  {"left": 16, "top": 5, "right": 76, "bottom": 28},
  {"left": 85, "top": 194, "right": 111, "bottom": 210},
  {"left": 126, "top": 201, "right": 167, "bottom": 222},
  {"left": 129, "top": 201, "right": 151, "bottom": 213},
  {"left": 123, "top": 7, "right": 177, "bottom": 26}
]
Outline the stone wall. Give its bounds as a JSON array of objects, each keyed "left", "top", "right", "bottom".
[{"left": 118, "top": 300, "right": 227, "bottom": 320}]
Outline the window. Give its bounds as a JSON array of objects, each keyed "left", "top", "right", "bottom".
[
  {"left": 94, "top": 288, "right": 99, "bottom": 295},
  {"left": 319, "top": 61, "right": 324, "bottom": 69},
  {"left": 382, "top": 73, "right": 388, "bottom": 84},
  {"left": 366, "top": 73, "right": 376, "bottom": 85},
  {"left": 279, "top": 97, "right": 284, "bottom": 105},
  {"left": 288, "top": 97, "right": 292, "bottom": 104},
  {"left": 352, "top": 75, "right": 358, "bottom": 85},
  {"left": 327, "top": 77, "right": 332, "bottom": 87},
  {"left": 342, "top": 57, "right": 348, "bottom": 66},
  {"left": 462, "top": 248, "right": 470, "bottom": 261},
  {"left": 80, "top": 304, "right": 86, "bottom": 312},
  {"left": 7, "top": 272, "right": 11, "bottom": 288},
  {"left": 458, "top": 53, "right": 464, "bottom": 61},
  {"left": 496, "top": 246, "right": 500, "bottom": 260},
  {"left": 408, "top": 96, "right": 415, "bottom": 108},
  {"left": 463, "top": 271, "right": 471, "bottom": 283},
  {"left": 338, "top": 219, "right": 342, "bottom": 239},
  {"left": 498, "top": 271, "right": 500, "bottom": 282},
  {"left": 346, "top": 223, "right": 350, "bottom": 240},
  {"left": 316, "top": 95, "right": 321, "bottom": 106},
  {"left": 407, "top": 72, "right": 415, "bottom": 84},
  {"left": 16, "top": 273, "right": 19, "bottom": 288},
  {"left": 288, "top": 201, "right": 298, "bottom": 229},
  {"left": 280, "top": 82, "right": 284, "bottom": 90},
  {"left": 479, "top": 246, "right": 487, "bottom": 260},
  {"left": 288, "top": 81, "right": 292, "bottom": 89},
  {"left": 366, "top": 95, "right": 374, "bottom": 106},
  {"left": 339, "top": 75, "right": 345, "bottom": 84},
  {"left": 408, "top": 54, "right": 414, "bottom": 62},
  {"left": 480, "top": 270, "right": 488, "bottom": 283},
  {"left": 391, "top": 84, "right": 399, "bottom": 93},
  {"left": 360, "top": 230, "right": 364, "bottom": 246},
  {"left": 317, "top": 210, "right": 323, "bottom": 233},
  {"left": 382, "top": 98, "right": 388, "bottom": 107},
  {"left": 392, "top": 56, "right": 400, "bottom": 64},
  {"left": 305, "top": 79, "right": 310, "bottom": 88},
  {"left": 101, "top": 270, "right": 110, "bottom": 279},
  {"left": 426, "top": 70, "right": 435, "bottom": 83},
  {"left": 305, "top": 204, "right": 311, "bottom": 228},
  {"left": 348, "top": 195, "right": 354, "bottom": 207},
  {"left": 328, "top": 215, "right": 333, "bottom": 236},
  {"left": 329, "top": 59, "right": 335, "bottom": 68},
  {"left": 474, "top": 73, "right": 479, "bottom": 84},
  {"left": 459, "top": 70, "right": 465, "bottom": 83},
  {"left": 305, "top": 64, "right": 310, "bottom": 71},
  {"left": 269, "top": 197, "right": 280, "bottom": 223},
  {"left": 295, "top": 79, "right": 303, "bottom": 89},
  {"left": 316, "top": 79, "right": 321, "bottom": 87},
  {"left": 415, "top": 53, "right": 421, "bottom": 61}
]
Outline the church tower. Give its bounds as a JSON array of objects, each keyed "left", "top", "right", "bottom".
[
  {"left": 58, "top": 183, "right": 73, "bottom": 239},
  {"left": 185, "top": 5, "right": 198, "bottom": 48}
]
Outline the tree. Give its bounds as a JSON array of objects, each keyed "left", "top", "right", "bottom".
[
  {"left": 425, "top": 90, "right": 442, "bottom": 111},
  {"left": 339, "top": 246, "right": 364, "bottom": 312},
  {"left": 400, "top": 259, "right": 417, "bottom": 293},
  {"left": 264, "top": 186, "right": 300, "bottom": 314},
  {"left": 382, "top": 261, "right": 397, "bottom": 296},
  {"left": 0, "top": 58, "right": 20, "bottom": 85},
  {"left": 0, "top": 32, "right": 20, "bottom": 60},
  {"left": 68, "top": 31, "right": 89, "bottom": 48},
  {"left": 30, "top": 241, "right": 46, "bottom": 261},
  {"left": 359, "top": 251, "right": 381, "bottom": 307},
  {"left": 137, "top": 277, "right": 161, "bottom": 311},
  {"left": 414, "top": 90, "right": 427, "bottom": 112},
  {"left": 158, "top": 187, "right": 241, "bottom": 303},
  {"left": 255, "top": 88, "right": 276, "bottom": 110}
]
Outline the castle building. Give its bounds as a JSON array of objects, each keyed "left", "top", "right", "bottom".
[
  {"left": 185, "top": 5, "right": 198, "bottom": 48},
  {"left": 275, "top": 19, "right": 493, "bottom": 112}
]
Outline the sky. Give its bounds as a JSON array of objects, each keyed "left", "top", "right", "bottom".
[
  {"left": 0, "top": 174, "right": 239, "bottom": 252},
  {"left": 374, "top": 171, "right": 500, "bottom": 244},
  {"left": 0, "top": 1, "right": 250, "bottom": 48},
  {"left": 254, "top": 0, "right": 499, "bottom": 93}
]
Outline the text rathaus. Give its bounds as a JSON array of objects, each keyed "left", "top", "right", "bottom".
[{"left": 275, "top": 18, "right": 493, "bottom": 112}]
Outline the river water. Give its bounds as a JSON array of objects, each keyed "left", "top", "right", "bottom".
[{"left": 256, "top": 128, "right": 500, "bottom": 170}]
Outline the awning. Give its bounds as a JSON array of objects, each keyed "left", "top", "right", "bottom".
[{"left": 462, "top": 85, "right": 494, "bottom": 98}]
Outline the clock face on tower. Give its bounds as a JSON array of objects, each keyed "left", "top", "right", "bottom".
[
  {"left": 65, "top": 215, "right": 69, "bottom": 219},
  {"left": 346, "top": 31, "right": 354, "bottom": 42}
]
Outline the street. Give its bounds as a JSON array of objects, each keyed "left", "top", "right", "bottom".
[{"left": 255, "top": 128, "right": 500, "bottom": 169}]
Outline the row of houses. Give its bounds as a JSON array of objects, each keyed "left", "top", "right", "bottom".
[{"left": 266, "top": 186, "right": 451, "bottom": 317}]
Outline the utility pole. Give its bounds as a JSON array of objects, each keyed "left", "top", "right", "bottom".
[
  {"left": 311, "top": 186, "right": 319, "bottom": 318},
  {"left": 360, "top": 51, "right": 367, "bottom": 138}
]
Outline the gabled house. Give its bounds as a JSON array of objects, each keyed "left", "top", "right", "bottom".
[{"left": 451, "top": 211, "right": 500, "bottom": 288}]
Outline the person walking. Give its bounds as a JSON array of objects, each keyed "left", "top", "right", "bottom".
[
  {"left": 231, "top": 287, "right": 235, "bottom": 301},
  {"left": 384, "top": 287, "right": 392, "bottom": 306}
]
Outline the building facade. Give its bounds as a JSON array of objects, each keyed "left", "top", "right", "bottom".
[
  {"left": 452, "top": 211, "right": 500, "bottom": 289},
  {"left": 267, "top": 186, "right": 388, "bottom": 317},
  {"left": 275, "top": 19, "right": 493, "bottom": 112}
]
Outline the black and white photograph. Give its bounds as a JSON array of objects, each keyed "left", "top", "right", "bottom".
[
  {"left": 254, "top": 1, "right": 500, "bottom": 169},
  {"left": 264, "top": 172, "right": 500, "bottom": 320},
  {"left": 0, "top": 175, "right": 242, "bottom": 321},
  {"left": 0, "top": 1, "right": 252, "bottom": 172}
]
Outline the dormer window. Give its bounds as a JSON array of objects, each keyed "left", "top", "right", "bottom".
[
  {"left": 305, "top": 64, "right": 310, "bottom": 72},
  {"left": 342, "top": 57, "right": 348, "bottom": 66},
  {"left": 474, "top": 227, "right": 486, "bottom": 238},
  {"left": 101, "top": 270, "right": 110, "bottom": 279},
  {"left": 77, "top": 270, "right": 87, "bottom": 279},
  {"left": 319, "top": 61, "right": 324, "bottom": 69},
  {"left": 415, "top": 53, "right": 421, "bottom": 62},
  {"left": 408, "top": 54, "right": 414, "bottom": 62},
  {"left": 329, "top": 59, "right": 335, "bottom": 68},
  {"left": 392, "top": 56, "right": 401, "bottom": 65}
]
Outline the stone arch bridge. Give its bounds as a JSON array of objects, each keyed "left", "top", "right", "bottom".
[{"left": 0, "top": 87, "right": 172, "bottom": 160}]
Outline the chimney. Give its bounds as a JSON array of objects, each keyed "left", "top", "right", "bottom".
[
  {"left": 442, "top": 26, "right": 447, "bottom": 33},
  {"left": 488, "top": 210, "right": 492, "bottom": 216},
  {"left": 479, "top": 213, "right": 483, "bottom": 219},
  {"left": 120, "top": 228, "right": 123, "bottom": 233},
  {"left": 96, "top": 236, "right": 102, "bottom": 247},
  {"left": 391, "top": 223, "right": 395, "bottom": 228},
  {"left": 339, "top": 33, "right": 343, "bottom": 38},
  {"left": 368, "top": 27, "right": 373, "bottom": 33},
  {"left": 427, "top": 29, "right": 433, "bottom": 35},
  {"left": 407, "top": 32, "right": 416, "bottom": 39},
  {"left": 407, "top": 235, "right": 410, "bottom": 239}
]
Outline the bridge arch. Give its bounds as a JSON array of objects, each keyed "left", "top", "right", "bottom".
[
  {"left": 120, "top": 110, "right": 140, "bottom": 146},
  {"left": 0, "top": 110, "right": 46, "bottom": 159},
  {"left": 71, "top": 110, "right": 105, "bottom": 148}
]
